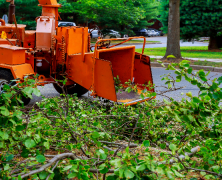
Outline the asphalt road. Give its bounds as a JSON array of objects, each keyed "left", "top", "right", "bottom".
[
  {"left": 29, "top": 68, "right": 222, "bottom": 106},
  {"left": 126, "top": 36, "right": 208, "bottom": 49}
]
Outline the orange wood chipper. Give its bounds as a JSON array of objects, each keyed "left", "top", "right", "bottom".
[{"left": 0, "top": 0, "right": 154, "bottom": 105}]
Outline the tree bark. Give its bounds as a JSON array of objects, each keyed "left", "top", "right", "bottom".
[
  {"left": 208, "top": 36, "right": 218, "bottom": 50},
  {"left": 208, "top": 36, "right": 222, "bottom": 50},
  {"left": 163, "top": 0, "right": 181, "bottom": 59}
]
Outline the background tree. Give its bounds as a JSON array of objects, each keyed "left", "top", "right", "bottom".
[
  {"left": 0, "top": 0, "right": 41, "bottom": 29},
  {"left": 163, "top": 0, "right": 181, "bottom": 59},
  {"left": 159, "top": 0, "right": 222, "bottom": 50},
  {"left": 59, "top": 0, "right": 159, "bottom": 37}
]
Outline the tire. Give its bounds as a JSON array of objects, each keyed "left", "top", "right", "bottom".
[
  {"left": 53, "top": 83, "right": 88, "bottom": 97},
  {"left": 0, "top": 69, "right": 31, "bottom": 105}
]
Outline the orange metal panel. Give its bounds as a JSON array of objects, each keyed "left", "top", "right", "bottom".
[
  {"left": 0, "top": 45, "right": 26, "bottom": 65},
  {"left": 42, "top": 7, "right": 56, "bottom": 16},
  {"left": 133, "top": 53, "right": 154, "bottom": 90},
  {"left": 24, "top": 30, "right": 36, "bottom": 49},
  {"left": 67, "top": 53, "right": 93, "bottom": 89},
  {"left": 68, "top": 52, "right": 117, "bottom": 102},
  {"left": 96, "top": 46, "right": 135, "bottom": 84},
  {"left": 38, "top": 0, "right": 58, "bottom": 5},
  {"left": 0, "top": 24, "right": 26, "bottom": 42},
  {"left": 67, "top": 27, "right": 84, "bottom": 55},
  {"left": 94, "top": 59, "right": 117, "bottom": 102},
  {"left": 0, "top": 39, "right": 16, "bottom": 45},
  {"left": 0, "top": 63, "right": 34, "bottom": 79},
  {"left": 25, "top": 53, "right": 35, "bottom": 70}
]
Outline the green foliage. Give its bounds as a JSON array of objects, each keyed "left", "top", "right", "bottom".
[
  {"left": 59, "top": 0, "right": 159, "bottom": 36},
  {"left": 138, "top": 46, "right": 222, "bottom": 59},
  {"left": 159, "top": 0, "right": 222, "bottom": 40},
  {"left": 0, "top": 61, "right": 222, "bottom": 179},
  {"left": 0, "top": 0, "right": 41, "bottom": 29}
]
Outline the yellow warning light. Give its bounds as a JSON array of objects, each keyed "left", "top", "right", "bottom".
[{"left": 1, "top": 31, "right": 7, "bottom": 39}]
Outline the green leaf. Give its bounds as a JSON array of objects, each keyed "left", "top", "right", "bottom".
[
  {"left": 167, "top": 55, "right": 176, "bottom": 59},
  {"left": 124, "top": 169, "right": 134, "bottom": 179},
  {"left": 169, "top": 144, "right": 177, "bottom": 151},
  {"left": 63, "top": 165, "right": 72, "bottom": 171},
  {"left": 140, "top": 93, "right": 145, "bottom": 100},
  {"left": 16, "top": 125, "right": 25, "bottom": 131},
  {"left": 24, "top": 139, "right": 36, "bottom": 149},
  {"left": 200, "top": 172, "right": 206, "bottom": 176},
  {"left": 39, "top": 171, "right": 48, "bottom": 179},
  {"left": 43, "top": 141, "right": 50, "bottom": 149},
  {"left": 187, "top": 68, "right": 193, "bottom": 74},
  {"left": 33, "top": 88, "right": 41, "bottom": 97},
  {"left": 143, "top": 140, "right": 150, "bottom": 147},
  {"left": 193, "top": 97, "right": 201, "bottom": 103},
  {"left": 99, "top": 164, "right": 109, "bottom": 174},
  {"left": 92, "top": 132, "right": 100, "bottom": 139},
  {"left": 4, "top": 164, "right": 10, "bottom": 171},
  {"left": 166, "top": 170, "right": 174, "bottom": 179},
  {"left": 5, "top": 154, "right": 14, "bottom": 161},
  {"left": 110, "top": 159, "right": 122, "bottom": 168},
  {"left": 0, "top": 131, "right": 9, "bottom": 140},
  {"left": 136, "top": 164, "right": 146, "bottom": 171},
  {"left": 68, "top": 172, "right": 77, "bottom": 178},
  {"left": 23, "top": 86, "right": 33, "bottom": 94},
  {"left": 36, "top": 155, "right": 46, "bottom": 163},
  {"left": 0, "top": 106, "right": 10, "bottom": 116},
  {"left": 173, "top": 170, "right": 185, "bottom": 178}
]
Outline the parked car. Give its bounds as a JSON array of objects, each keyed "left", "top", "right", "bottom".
[
  {"left": 147, "top": 30, "right": 154, "bottom": 37},
  {"left": 102, "top": 29, "right": 128, "bottom": 38},
  {"left": 132, "top": 29, "right": 150, "bottom": 37},
  {"left": 88, "top": 29, "right": 99, "bottom": 38},
  {"left": 147, "top": 28, "right": 164, "bottom": 36},
  {"left": 106, "top": 30, "right": 121, "bottom": 38},
  {"left": 150, "top": 30, "right": 159, "bottom": 36},
  {"left": 58, "top": 21, "right": 76, "bottom": 27}
]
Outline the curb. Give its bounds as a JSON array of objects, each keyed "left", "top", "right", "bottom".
[{"left": 151, "top": 62, "right": 222, "bottom": 72}]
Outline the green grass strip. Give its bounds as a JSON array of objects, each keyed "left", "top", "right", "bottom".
[{"left": 137, "top": 46, "right": 222, "bottom": 59}]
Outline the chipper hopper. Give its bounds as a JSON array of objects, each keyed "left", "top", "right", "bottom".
[{"left": 0, "top": 0, "right": 154, "bottom": 105}]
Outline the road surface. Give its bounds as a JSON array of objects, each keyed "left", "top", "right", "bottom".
[
  {"left": 29, "top": 68, "right": 222, "bottom": 106},
  {"left": 130, "top": 36, "right": 208, "bottom": 49}
]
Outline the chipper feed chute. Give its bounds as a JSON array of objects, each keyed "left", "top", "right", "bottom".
[{"left": 92, "top": 42, "right": 154, "bottom": 105}]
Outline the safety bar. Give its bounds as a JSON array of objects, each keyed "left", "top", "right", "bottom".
[
  {"left": 0, "top": 19, "right": 6, "bottom": 26},
  {"left": 94, "top": 36, "right": 146, "bottom": 58}
]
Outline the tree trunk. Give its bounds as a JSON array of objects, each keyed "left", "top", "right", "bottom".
[
  {"left": 73, "top": 12, "right": 78, "bottom": 26},
  {"left": 208, "top": 36, "right": 222, "bottom": 50},
  {"left": 163, "top": 0, "right": 181, "bottom": 60}
]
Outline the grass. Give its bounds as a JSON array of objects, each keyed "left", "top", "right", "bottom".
[
  {"left": 193, "top": 60, "right": 222, "bottom": 67},
  {"left": 91, "top": 39, "right": 160, "bottom": 44},
  {"left": 152, "top": 58, "right": 222, "bottom": 67},
  {"left": 137, "top": 46, "right": 222, "bottom": 59}
]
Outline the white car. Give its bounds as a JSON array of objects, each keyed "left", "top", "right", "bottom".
[
  {"left": 89, "top": 29, "right": 99, "bottom": 38},
  {"left": 58, "top": 21, "right": 76, "bottom": 27},
  {"left": 149, "top": 30, "right": 159, "bottom": 37},
  {"left": 105, "top": 30, "right": 128, "bottom": 38},
  {"left": 108, "top": 30, "right": 121, "bottom": 38}
]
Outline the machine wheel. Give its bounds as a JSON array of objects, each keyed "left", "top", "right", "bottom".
[
  {"left": 0, "top": 69, "right": 31, "bottom": 105},
  {"left": 53, "top": 83, "right": 88, "bottom": 97}
]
